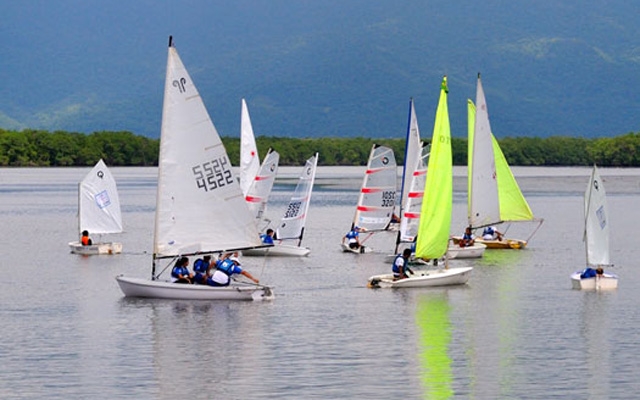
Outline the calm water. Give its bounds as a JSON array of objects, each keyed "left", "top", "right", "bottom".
[{"left": 1, "top": 166, "right": 639, "bottom": 399}]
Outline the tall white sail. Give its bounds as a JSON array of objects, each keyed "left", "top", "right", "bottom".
[
  {"left": 79, "top": 159, "right": 123, "bottom": 235},
  {"left": 240, "top": 98, "right": 260, "bottom": 197},
  {"left": 399, "top": 143, "right": 429, "bottom": 242},
  {"left": 154, "top": 42, "right": 261, "bottom": 257},
  {"left": 469, "top": 75, "right": 500, "bottom": 228},
  {"left": 352, "top": 144, "right": 397, "bottom": 231},
  {"left": 584, "top": 166, "right": 610, "bottom": 266},
  {"left": 277, "top": 153, "right": 318, "bottom": 243},
  {"left": 245, "top": 149, "right": 280, "bottom": 221},
  {"left": 399, "top": 99, "right": 422, "bottom": 213}
]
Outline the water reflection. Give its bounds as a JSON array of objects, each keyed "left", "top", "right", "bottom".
[{"left": 580, "top": 292, "right": 613, "bottom": 398}]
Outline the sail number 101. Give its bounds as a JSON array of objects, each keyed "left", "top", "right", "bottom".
[{"left": 192, "top": 156, "right": 234, "bottom": 192}]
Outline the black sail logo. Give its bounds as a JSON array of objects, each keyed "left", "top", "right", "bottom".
[{"left": 173, "top": 77, "right": 187, "bottom": 93}]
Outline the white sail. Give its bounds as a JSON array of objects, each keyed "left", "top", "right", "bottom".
[
  {"left": 245, "top": 149, "right": 280, "bottom": 221},
  {"left": 352, "top": 144, "right": 397, "bottom": 231},
  {"left": 240, "top": 98, "right": 260, "bottom": 197},
  {"left": 276, "top": 153, "right": 318, "bottom": 243},
  {"left": 399, "top": 99, "right": 422, "bottom": 212},
  {"left": 584, "top": 166, "right": 610, "bottom": 266},
  {"left": 399, "top": 143, "right": 430, "bottom": 242},
  {"left": 154, "top": 43, "right": 262, "bottom": 257},
  {"left": 79, "top": 159, "right": 123, "bottom": 235},
  {"left": 469, "top": 76, "right": 500, "bottom": 228}
]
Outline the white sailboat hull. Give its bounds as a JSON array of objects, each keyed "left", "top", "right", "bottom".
[
  {"left": 446, "top": 243, "right": 486, "bottom": 259},
  {"left": 115, "top": 275, "right": 274, "bottom": 301},
  {"left": 367, "top": 266, "right": 472, "bottom": 288},
  {"left": 69, "top": 241, "right": 122, "bottom": 255},
  {"left": 243, "top": 244, "right": 310, "bottom": 257},
  {"left": 570, "top": 271, "right": 618, "bottom": 290},
  {"left": 340, "top": 243, "right": 372, "bottom": 254}
]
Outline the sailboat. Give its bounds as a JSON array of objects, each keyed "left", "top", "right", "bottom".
[
  {"left": 115, "top": 37, "right": 273, "bottom": 301},
  {"left": 244, "top": 153, "right": 318, "bottom": 257},
  {"left": 341, "top": 144, "right": 397, "bottom": 253},
  {"left": 68, "top": 159, "right": 123, "bottom": 255},
  {"left": 453, "top": 74, "right": 543, "bottom": 249},
  {"left": 368, "top": 77, "right": 473, "bottom": 288},
  {"left": 385, "top": 99, "right": 484, "bottom": 264},
  {"left": 240, "top": 99, "right": 279, "bottom": 224},
  {"left": 571, "top": 166, "right": 618, "bottom": 290}
]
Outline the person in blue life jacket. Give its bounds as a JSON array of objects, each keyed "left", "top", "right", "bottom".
[
  {"left": 482, "top": 226, "right": 503, "bottom": 241},
  {"left": 392, "top": 248, "right": 414, "bottom": 280},
  {"left": 192, "top": 254, "right": 214, "bottom": 285},
  {"left": 260, "top": 229, "right": 275, "bottom": 245},
  {"left": 580, "top": 266, "right": 604, "bottom": 279},
  {"left": 171, "top": 256, "right": 193, "bottom": 284},
  {"left": 343, "top": 226, "right": 366, "bottom": 250},
  {"left": 460, "top": 226, "right": 475, "bottom": 247},
  {"left": 207, "top": 252, "right": 260, "bottom": 287}
]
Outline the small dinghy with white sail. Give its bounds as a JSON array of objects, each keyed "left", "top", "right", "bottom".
[
  {"left": 68, "top": 159, "right": 123, "bottom": 255},
  {"left": 244, "top": 153, "right": 318, "bottom": 257},
  {"left": 368, "top": 77, "right": 472, "bottom": 288},
  {"left": 115, "top": 37, "right": 273, "bottom": 301},
  {"left": 570, "top": 165, "right": 618, "bottom": 290}
]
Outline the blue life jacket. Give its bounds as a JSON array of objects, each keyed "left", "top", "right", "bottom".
[
  {"left": 392, "top": 254, "right": 404, "bottom": 275},
  {"left": 171, "top": 265, "right": 189, "bottom": 279},
  {"left": 483, "top": 227, "right": 495, "bottom": 236},
  {"left": 580, "top": 268, "right": 597, "bottom": 279},
  {"left": 193, "top": 259, "right": 209, "bottom": 274},
  {"left": 346, "top": 230, "right": 358, "bottom": 239},
  {"left": 217, "top": 259, "right": 236, "bottom": 276},
  {"left": 261, "top": 234, "right": 274, "bottom": 245}
]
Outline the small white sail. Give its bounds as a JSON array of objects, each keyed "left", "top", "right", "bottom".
[
  {"left": 154, "top": 44, "right": 261, "bottom": 257},
  {"left": 469, "top": 76, "right": 500, "bottom": 228},
  {"left": 352, "top": 145, "right": 397, "bottom": 231},
  {"left": 399, "top": 99, "right": 422, "bottom": 213},
  {"left": 240, "top": 98, "right": 260, "bottom": 197},
  {"left": 79, "top": 159, "right": 123, "bottom": 235},
  {"left": 276, "top": 153, "right": 318, "bottom": 244},
  {"left": 245, "top": 149, "right": 280, "bottom": 221},
  {"left": 585, "top": 166, "right": 610, "bottom": 266}
]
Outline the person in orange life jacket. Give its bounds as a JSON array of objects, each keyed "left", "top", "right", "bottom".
[
  {"left": 261, "top": 229, "right": 275, "bottom": 245},
  {"left": 171, "top": 256, "right": 193, "bottom": 284},
  {"left": 81, "top": 230, "right": 92, "bottom": 246},
  {"left": 392, "top": 248, "right": 414, "bottom": 280},
  {"left": 192, "top": 255, "right": 214, "bottom": 285},
  {"left": 207, "top": 252, "right": 259, "bottom": 287}
]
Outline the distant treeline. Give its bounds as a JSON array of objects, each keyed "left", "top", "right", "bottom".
[{"left": 1, "top": 128, "right": 640, "bottom": 167}]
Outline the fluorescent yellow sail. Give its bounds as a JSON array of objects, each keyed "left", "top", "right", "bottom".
[
  {"left": 467, "top": 101, "right": 533, "bottom": 222},
  {"left": 416, "top": 77, "right": 452, "bottom": 260}
]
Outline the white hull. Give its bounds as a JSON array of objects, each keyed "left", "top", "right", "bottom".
[
  {"left": 570, "top": 272, "right": 618, "bottom": 290},
  {"left": 115, "top": 275, "right": 274, "bottom": 301},
  {"left": 242, "top": 244, "right": 310, "bottom": 257},
  {"left": 367, "top": 266, "right": 473, "bottom": 288},
  {"left": 447, "top": 243, "right": 486, "bottom": 259},
  {"left": 69, "top": 241, "right": 122, "bottom": 255},
  {"left": 340, "top": 243, "right": 372, "bottom": 254}
]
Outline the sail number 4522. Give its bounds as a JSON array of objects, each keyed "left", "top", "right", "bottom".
[{"left": 192, "top": 156, "right": 234, "bottom": 192}]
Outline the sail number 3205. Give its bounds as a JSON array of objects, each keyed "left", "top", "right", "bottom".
[{"left": 192, "top": 156, "right": 234, "bottom": 192}]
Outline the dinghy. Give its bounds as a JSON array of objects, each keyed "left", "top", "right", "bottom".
[
  {"left": 570, "top": 166, "right": 618, "bottom": 290},
  {"left": 244, "top": 153, "right": 318, "bottom": 257},
  {"left": 452, "top": 75, "right": 543, "bottom": 249},
  {"left": 115, "top": 37, "right": 273, "bottom": 301},
  {"left": 369, "top": 77, "right": 472, "bottom": 288},
  {"left": 68, "top": 159, "right": 123, "bottom": 255}
]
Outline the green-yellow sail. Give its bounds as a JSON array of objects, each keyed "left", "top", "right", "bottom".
[
  {"left": 467, "top": 100, "right": 533, "bottom": 222},
  {"left": 416, "top": 77, "right": 452, "bottom": 260}
]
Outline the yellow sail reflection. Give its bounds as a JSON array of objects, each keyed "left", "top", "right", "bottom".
[{"left": 417, "top": 294, "right": 453, "bottom": 400}]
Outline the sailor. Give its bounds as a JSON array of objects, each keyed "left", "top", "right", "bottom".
[
  {"left": 192, "top": 255, "right": 213, "bottom": 285},
  {"left": 260, "top": 229, "right": 275, "bottom": 245},
  {"left": 392, "top": 248, "right": 414, "bottom": 280},
  {"left": 482, "top": 226, "right": 503, "bottom": 241},
  {"left": 343, "top": 226, "right": 364, "bottom": 250},
  {"left": 207, "top": 252, "right": 260, "bottom": 287},
  {"left": 81, "top": 230, "right": 93, "bottom": 246},
  {"left": 171, "top": 256, "right": 193, "bottom": 284}
]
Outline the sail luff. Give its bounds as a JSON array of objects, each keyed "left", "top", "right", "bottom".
[
  {"left": 469, "top": 76, "right": 501, "bottom": 228},
  {"left": 415, "top": 77, "right": 452, "bottom": 260},
  {"left": 154, "top": 41, "right": 261, "bottom": 257}
]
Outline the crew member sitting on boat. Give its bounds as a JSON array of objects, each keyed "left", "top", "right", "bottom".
[
  {"left": 459, "top": 226, "right": 475, "bottom": 247},
  {"left": 580, "top": 266, "right": 604, "bottom": 279},
  {"left": 482, "top": 226, "right": 503, "bottom": 241},
  {"left": 171, "top": 256, "right": 194, "bottom": 284},
  {"left": 192, "top": 254, "right": 214, "bottom": 285},
  {"left": 260, "top": 229, "right": 275, "bottom": 245},
  {"left": 343, "top": 226, "right": 365, "bottom": 250},
  {"left": 207, "top": 252, "right": 260, "bottom": 287},
  {"left": 392, "top": 248, "right": 414, "bottom": 280},
  {"left": 81, "top": 230, "right": 92, "bottom": 246}
]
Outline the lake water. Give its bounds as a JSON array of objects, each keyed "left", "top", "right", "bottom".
[{"left": 1, "top": 166, "right": 639, "bottom": 399}]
